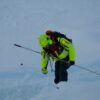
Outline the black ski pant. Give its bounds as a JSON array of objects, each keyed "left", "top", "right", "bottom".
[{"left": 54, "top": 56, "right": 70, "bottom": 84}]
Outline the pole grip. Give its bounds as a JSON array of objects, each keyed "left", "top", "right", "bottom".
[{"left": 14, "top": 44, "right": 22, "bottom": 47}]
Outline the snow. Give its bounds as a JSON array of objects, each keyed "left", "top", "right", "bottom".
[
  {"left": 0, "top": 0, "right": 100, "bottom": 100},
  {"left": 0, "top": 70, "right": 100, "bottom": 100}
]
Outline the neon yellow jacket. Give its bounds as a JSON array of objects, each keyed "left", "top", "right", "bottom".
[{"left": 40, "top": 37, "right": 76, "bottom": 69}]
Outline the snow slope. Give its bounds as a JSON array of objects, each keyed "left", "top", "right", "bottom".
[
  {"left": 0, "top": 68, "right": 100, "bottom": 100},
  {"left": 0, "top": 0, "right": 100, "bottom": 100}
]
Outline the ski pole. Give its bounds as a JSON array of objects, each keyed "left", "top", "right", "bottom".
[
  {"left": 14, "top": 44, "right": 100, "bottom": 76},
  {"left": 14, "top": 44, "right": 41, "bottom": 54},
  {"left": 75, "top": 64, "right": 100, "bottom": 76},
  {"left": 60, "top": 60, "right": 100, "bottom": 76},
  {"left": 14, "top": 44, "right": 55, "bottom": 72},
  {"left": 49, "top": 57, "right": 54, "bottom": 72}
]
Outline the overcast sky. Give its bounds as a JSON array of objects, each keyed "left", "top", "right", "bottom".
[{"left": 0, "top": 0, "right": 100, "bottom": 100}]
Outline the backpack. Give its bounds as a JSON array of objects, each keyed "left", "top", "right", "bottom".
[
  {"left": 44, "top": 31, "right": 72, "bottom": 57},
  {"left": 46, "top": 31, "right": 72, "bottom": 43}
]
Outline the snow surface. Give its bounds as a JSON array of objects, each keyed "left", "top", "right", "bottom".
[{"left": 0, "top": 0, "right": 100, "bottom": 100}]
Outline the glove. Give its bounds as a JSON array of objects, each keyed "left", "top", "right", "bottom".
[
  {"left": 41, "top": 68, "right": 48, "bottom": 74},
  {"left": 69, "top": 61, "right": 75, "bottom": 66}
]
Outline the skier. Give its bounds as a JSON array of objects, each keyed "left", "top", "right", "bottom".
[{"left": 38, "top": 30, "right": 76, "bottom": 84}]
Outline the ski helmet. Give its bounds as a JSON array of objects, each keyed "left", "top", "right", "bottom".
[{"left": 38, "top": 34, "right": 53, "bottom": 47}]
